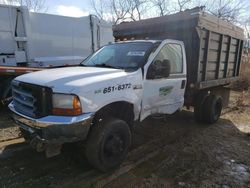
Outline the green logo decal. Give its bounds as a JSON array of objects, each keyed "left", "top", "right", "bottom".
[{"left": 159, "top": 86, "right": 173, "bottom": 96}]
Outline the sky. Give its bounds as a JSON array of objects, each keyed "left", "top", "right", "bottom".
[{"left": 46, "top": 0, "right": 93, "bottom": 17}]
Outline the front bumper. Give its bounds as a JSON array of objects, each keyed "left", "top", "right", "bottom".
[{"left": 8, "top": 102, "right": 94, "bottom": 144}]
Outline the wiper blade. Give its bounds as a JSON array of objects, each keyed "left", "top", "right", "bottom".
[{"left": 95, "top": 63, "right": 120, "bottom": 69}]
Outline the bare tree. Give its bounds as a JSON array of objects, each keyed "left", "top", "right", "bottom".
[
  {"left": 176, "top": 0, "right": 191, "bottom": 11},
  {"left": 91, "top": 0, "right": 148, "bottom": 24},
  {"left": 2, "top": 0, "right": 47, "bottom": 12},
  {"left": 90, "top": 0, "right": 250, "bottom": 25},
  {"left": 110, "top": 0, "right": 131, "bottom": 24},
  {"left": 110, "top": 0, "right": 148, "bottom": 23},
  {"left": 150, "top": 0, "right": 169, "bottom": 16},
  {"left": 208, "top": 0, "right": 245, "bottom": 22},
  {"left": 190, "top": 0, "right": 249, "bottom": 23},
  {"left": 91, "top": 0, "right": 130, "bottom": 24},
  {"left": 127, "top": 0, "right": 148, "bottom": 20},
  {"left": 24, "top": 0, "right": 47, "bottom": 12},
  {"left": 90, "top": 0, "right": 108, "bottom": 21}
]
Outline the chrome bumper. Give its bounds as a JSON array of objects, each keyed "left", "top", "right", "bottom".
[
  {"left": 8, "top": 102, "right": 94, "bottom": 144},
  {"left": 8, "top": 102, "right": 94, "bottom": 128}
]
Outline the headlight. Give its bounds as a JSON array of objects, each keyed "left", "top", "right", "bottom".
[{"left": 52, "top": 93, "right": 82, "bottom": 116}]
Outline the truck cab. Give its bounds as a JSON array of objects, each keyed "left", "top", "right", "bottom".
[{"left": 9, "top": 39, "right": 187, "bottom": 171}]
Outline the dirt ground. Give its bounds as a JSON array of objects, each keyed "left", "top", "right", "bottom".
[{"left": 0, "top": 90, "right": 250, "bottom": 188}]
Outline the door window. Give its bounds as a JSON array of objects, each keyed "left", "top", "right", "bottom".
[{"left": 150, "top": 43, "right": 183, "bottom": 75}]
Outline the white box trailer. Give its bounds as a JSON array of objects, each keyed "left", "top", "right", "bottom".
[
  {"left": 0, "top": 4, "right": 113, "bottom": 105},
  {"left": 0, "top": 4, "right": 113, "bottom": 67}
]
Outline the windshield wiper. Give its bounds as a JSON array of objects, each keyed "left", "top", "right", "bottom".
[{"left": 95, "top": 63, "right": 120, "bottom": 69}]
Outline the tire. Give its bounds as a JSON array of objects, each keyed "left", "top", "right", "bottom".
[
  {"left": 194, "top": 93, "right": 208, "bottom": 123},
  {"left": 203, "top": 95, "right": 222, "bottom": 124},
  {"left": 85, "top": 118, "right": 131, "bottom": 172}
]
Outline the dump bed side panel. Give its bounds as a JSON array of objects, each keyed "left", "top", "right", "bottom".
[{"left": 197, "top": 28, "right": 243, "bottom": 89}]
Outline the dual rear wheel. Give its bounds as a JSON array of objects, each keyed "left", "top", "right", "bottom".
[{"left": 194, "top": 94, "right": 223, "bottom": 124}]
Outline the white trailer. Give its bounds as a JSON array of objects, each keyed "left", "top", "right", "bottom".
[{"left": 0, "top": 4, "right": 113, "bottom": 104}]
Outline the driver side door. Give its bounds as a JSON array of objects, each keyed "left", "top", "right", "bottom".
[{"left": 140, "top": 41, "right": 186, "bottom": 121}]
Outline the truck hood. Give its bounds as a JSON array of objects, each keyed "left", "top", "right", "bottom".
[{"left": 15, "top": 66, "right": 133, "bottom": 93}]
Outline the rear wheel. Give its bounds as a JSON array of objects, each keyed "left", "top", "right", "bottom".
[
  {"left": 194, "top": 92, "right": 208, "bottom": 123},
  {"left": 85, "top": 117, "right": 131, "bottom": 172},
  {"left": 203, "top": 95, "right": 222, "bottom": 124}
]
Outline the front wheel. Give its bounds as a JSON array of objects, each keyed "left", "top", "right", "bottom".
[{"left": 85, "top": 118, "right": 131, "bottom": 172}]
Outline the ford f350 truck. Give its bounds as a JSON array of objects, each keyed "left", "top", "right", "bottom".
[{"left": 9, "top": 7, "right": 244, "bottom": 171}]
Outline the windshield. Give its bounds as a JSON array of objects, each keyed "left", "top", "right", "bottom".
[{"left": 82, "top": 42, "right": 154, "bottom": 70}]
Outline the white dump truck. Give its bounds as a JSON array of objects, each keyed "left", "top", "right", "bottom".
[
  {"left": 0, "top": 4, "right": 113, "bottom": 105},
  {"left": 9, "top": 7, "right": 244, "bottom": 172}
]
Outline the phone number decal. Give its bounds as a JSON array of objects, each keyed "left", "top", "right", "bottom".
[{"left": 103, "top": 83, "right": 132, "bottom": 94}]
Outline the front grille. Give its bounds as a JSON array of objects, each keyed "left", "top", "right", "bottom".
[{"left": 12, "top": 80, "right": 52, "bottom": 118}]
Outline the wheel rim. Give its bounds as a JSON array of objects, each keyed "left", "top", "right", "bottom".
[{"left": 103, "top": 133, "right": 125, "bottom": 163}]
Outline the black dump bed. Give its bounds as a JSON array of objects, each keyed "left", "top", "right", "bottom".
[{"left": 113, "top": 7, "right": 244, "bottom": 90}]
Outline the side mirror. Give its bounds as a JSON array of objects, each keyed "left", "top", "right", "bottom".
[{"left": 147, "top": 59, "right": 171, "bottom": 79}]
